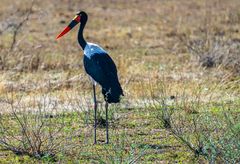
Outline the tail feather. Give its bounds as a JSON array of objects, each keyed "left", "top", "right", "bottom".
[{"left": 102, "top": 82, "right": 123, "bottom": 103}]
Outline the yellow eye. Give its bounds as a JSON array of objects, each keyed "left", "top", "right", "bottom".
[{"left": 72, "top": 15, "right": 78, "bottom": 20}]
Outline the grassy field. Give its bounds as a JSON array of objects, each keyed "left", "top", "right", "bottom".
[{"left": 0, "top": 0, "right": 239, "bottom": 163}]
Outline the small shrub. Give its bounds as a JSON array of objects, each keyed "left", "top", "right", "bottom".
[
  {"left": 149, "top": 82, "right": 239, "bottom": 163},
  {"left": 188, "top": 37, "right": 240, "bottom": 76},
  {"left": 156, "top": 98, "right": 240, "bottom": 163},
  {"left": 0, "top": 90, "right": 83, "bottom": 161}
]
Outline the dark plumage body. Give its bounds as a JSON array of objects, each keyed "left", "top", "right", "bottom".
[{"left": 83, "top": 52, "right": 123, "bottom": 103}]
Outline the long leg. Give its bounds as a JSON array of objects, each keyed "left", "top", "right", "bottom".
[
  {"left": 105, "top": 102, "right": 109, "bottom": 144},
  {"left": 93, "top": 84, "right": 97, "bottom": 144}
]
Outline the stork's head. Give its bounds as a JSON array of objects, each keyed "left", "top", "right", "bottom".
[{"left": 56, "top": 11, "right": 88, "bottom": 39}]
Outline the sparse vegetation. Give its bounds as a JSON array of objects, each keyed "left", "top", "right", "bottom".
[
  {"left": 154, "top": 91, "right": 240, "bottom": 163},
  {"left": 0, "top": 0, "right": 239, "bottom": 163},
  {"left": 188, "top": 37, "right": 240, "bottom": 76}
]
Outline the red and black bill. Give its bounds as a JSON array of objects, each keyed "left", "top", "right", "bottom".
[{"left": 56, "top": 15, "right": 81, "bottom": 39}]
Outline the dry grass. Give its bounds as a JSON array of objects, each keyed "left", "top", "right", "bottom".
[
  {"left": 0, "top": 0, "right": 239, "bottom": 163},
  {"left": 0, "top": 0, "right": 240, "bottom": 97},
  {"left": 0, "top": 0, "right": 239, "bottom": 99}
]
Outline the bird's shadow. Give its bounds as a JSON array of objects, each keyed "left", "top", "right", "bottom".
[{"left": 96, "top": 116, "right": 107, "bottom": 128}]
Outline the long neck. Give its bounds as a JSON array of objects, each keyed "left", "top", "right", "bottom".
[{"left": 78, "top": 21, "right": 87, "bottom": 50}]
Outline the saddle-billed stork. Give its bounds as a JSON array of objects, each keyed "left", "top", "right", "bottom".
[{"left": 56, "top": 11, "right": 123, "bottom": 144}]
